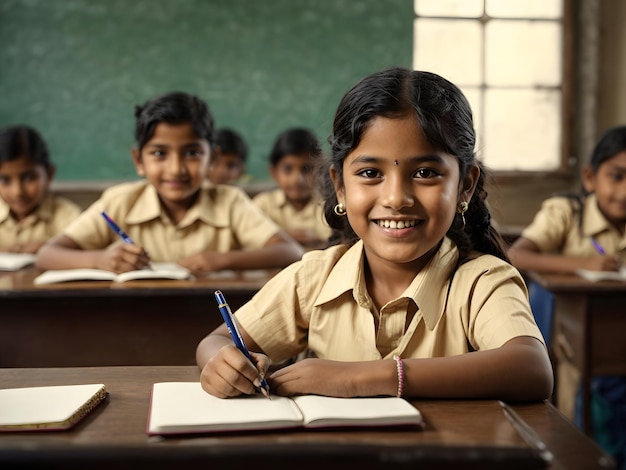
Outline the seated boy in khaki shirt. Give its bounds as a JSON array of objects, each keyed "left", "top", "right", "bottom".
[{"left": 37, "top": 92, "right": 303, "bottom": 274}]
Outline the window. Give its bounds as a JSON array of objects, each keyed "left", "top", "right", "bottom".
[{"left": 413, "top": 0, "right": 569, "bottom": 173}]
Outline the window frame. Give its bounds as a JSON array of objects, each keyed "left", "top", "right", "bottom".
[{"left": 413, "top": 0, "right": 575, "bottom": 182}]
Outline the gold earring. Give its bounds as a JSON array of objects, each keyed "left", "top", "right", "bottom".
[
  {"left": 334, "top": 202, "right": 346, "bottom": 216},
  {"left": 457, "top": 201, "right": 468, "bottom": 227}
]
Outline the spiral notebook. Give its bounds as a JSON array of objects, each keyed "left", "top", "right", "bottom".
[{"left": 0, "top": 383, "right": 108, "bottom": 431}]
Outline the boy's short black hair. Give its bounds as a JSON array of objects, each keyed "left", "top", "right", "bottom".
[
  {"left": 269, "top": 128, "right": 321, "bottom": 166},
  {"left": 134, "top": 92, "right": 215, "bottom": 151},
  {"left": 0, "top": 125, "right": 52, "bottom": 171},
  {"left": 215, "top": 128, "right": 248, "bottom": 162}
]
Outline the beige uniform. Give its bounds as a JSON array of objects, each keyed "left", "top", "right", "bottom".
[
  {"left": 521, "top": 193, "right": 626, "bottom": 417},
  {"left": 236, "top": 237, "right": 543, "bottom": 364},
  {"left": 253, "top": 188, "right": 331, "bottom": 242},
  {"left": 64, "top": 181, "right": 281, "bottom": 263},
  {"left": 0, "top": 194, "right": 80, "bottom": 251},
  {"left": 521, "top": 193, "right": 626, "bottom": 262}
]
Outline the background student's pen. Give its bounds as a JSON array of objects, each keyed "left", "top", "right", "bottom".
[
  {"left": 590, "top": 237, "right": 605, "bottom": 255},
  {"left": 101, "top": 211, "right": 152, "bottom": 269},
  {"left": 101, "top": 211, "right": 134, "bottom": 244},
  {"left": 214, "top": 290, "right": 271, "bottom": 399}
]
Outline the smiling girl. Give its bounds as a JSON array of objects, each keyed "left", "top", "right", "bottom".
[{"left": 196, "top": 67, "right": 553, "bottom": 402}]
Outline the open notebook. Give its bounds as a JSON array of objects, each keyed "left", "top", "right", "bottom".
[
  {"left": 0, "top": 383, "right": 108, "bottom": 431},
  {"left": 575, "top": 267, "right": 626, "bottom": 282},
  {"left": 0, "top": 253, "right": 37, "bottom": 271},
  {"left": 34, "top": 262, "right": 193, "bottom": 284},
  {"left": 147, "top": 382, "right": 424, "bottom": 435}
]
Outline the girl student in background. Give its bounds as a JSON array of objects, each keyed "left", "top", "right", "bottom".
[
  {"left": 508, "top": 125, "right": 626, "bottom": 345},
  {"left": 196, "top": 67, "right": 553, "bottom": 402},
  {"left": 0, "top": 125, "right": 80, "bottom": 253},
  {"left": 508, "top": 125, "right": 626, "bottom": 467},
  {"left": 509, "top": 125, "right": 626, "bottom": 274},
  {"left": 37, "top": 92, "right": 303, "bottom": 274},
  {"left": 253, "top": 127, "right": 332, "bottom": 248}
]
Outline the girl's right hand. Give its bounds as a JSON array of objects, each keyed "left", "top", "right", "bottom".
[
  {"left": 583, "top": 254, "right": 621, "bottom": 272},
  {"left": 94, "top": 241, "right": 152, "bottom": 273},
  {"left": 200, "top": 344, "right": 271, "bottom": 398},
  {"left": 6, "top": 241, "right": 44, "bottom": 254}
]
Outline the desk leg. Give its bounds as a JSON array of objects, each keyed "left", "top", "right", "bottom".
[{"left": 552, "top": 294, "right": 591, "bottom": 434}]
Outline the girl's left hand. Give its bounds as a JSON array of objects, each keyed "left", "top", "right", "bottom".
[
  {"left": 269, "top": 358, "right": 360, "bottom": 397},
  {"left": 178, "top": 251, "right": 227, "bottom": 273},
  {"left": 7, "top": 241, "right": 44, "bottom": 254}
]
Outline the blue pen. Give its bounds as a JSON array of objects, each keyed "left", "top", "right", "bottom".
[
  {"left": 590, "top": 238, "right": 606, "bottom": 255},
  {"left": 101, "top": 211, "right": 152, "bottom": 269},
  {"left": 101, "top": 211, "right": 134, "bottom": 244},
  {"left": 214, "top": 290, "right": 271, "bottom": 399}
]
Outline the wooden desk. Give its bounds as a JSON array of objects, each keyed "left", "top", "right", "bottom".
[
  {"left": 0, "top": 268, "right": 276, "bottom": 368},
  {"left": 0, "top": 366, "right": 614, "bottom": 469},
  {"left": 526, "top": 270, "right": 626, "bottom": 434}
]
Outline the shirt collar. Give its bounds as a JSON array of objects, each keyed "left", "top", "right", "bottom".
[
  {"left": 314, "top": 237, "right": 459, "bottom": 330},
  {"left": 125, "top": 183, "right": 230, "bottom": 228},
  {"left": 0, "top": 194, "right": 54, "bottom": 224},
  {"left": 273, "top": 188, "right": 288, "bottom": 208},
  {"left": 314, "top": 240, "right": 364, "bottom": 306},
  {"left": 582, "top": 193, "right": 618, "bottom": 237},
  {"left": 403, "top": 237, "right": 459, "bottom": 330},
  {"left": 125, "top": 184, "right": 162, "bottom": 225},
  {"left": 0, "top": 198, "right": 10, "bottom": 223},
  {"left": 35, "top": 195, "right": 55, "bottom": 222}
]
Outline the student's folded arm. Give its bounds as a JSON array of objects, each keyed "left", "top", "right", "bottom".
[
  {"left": 8, "top": 240, "right": 45, "bottom": 254},
  {"left": 508, "top": 237, "right": 610, "bottom": 274},
  {"left": 393, "top": 336, "right": 553, "bottom": 401},
  {"left": 184, "top": 232, "right": 304, "bottom": 272},
  {"left": 36, "top": 235, "right": 149, "bottom": 273},
  {"left": 287, "top": 228, "right": 322, "bottom": 246},
  {"left": 229, "top": 231, "right": 304, "bottom": 269},
  {"left": 36, "top": 234, "right": 101, "bottom": 270},
  {"left": 269, "top": 337, "right": 552, "bottom": 401}
]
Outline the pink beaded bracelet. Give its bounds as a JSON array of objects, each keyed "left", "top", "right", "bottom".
[{"left": 393, "top": 355, "right": 404, "bottom": 398}]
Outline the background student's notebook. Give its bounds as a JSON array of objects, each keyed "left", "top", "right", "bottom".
[
  {"left": 575, "top": 267, "right": 626, "bottom": 282},
  {"left": 147, "top": 382, "right": 424, "bottom": 435},
  {"left": 0, "top": 383, "right": 108, "bottom": 431},
  {"left": 0, "top": 252, "right": 37, "bottom": 271},
  {"left": 34, "top": 263, "right": 193, "bottom": 284}
]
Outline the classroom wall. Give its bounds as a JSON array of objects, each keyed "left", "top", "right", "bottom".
[
  {"left": 2, "top": 0, "right": 626, "bottom": 227},
  {"left": 0, "top": 0, "right": 412, "bottom": 182},
  {"left": 598, "top": 0, "right": 626, "bottom": 132}
]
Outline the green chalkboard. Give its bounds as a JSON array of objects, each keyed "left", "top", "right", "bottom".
[{"left": 0, "top": 0, "right": 412, "bottom": 181}]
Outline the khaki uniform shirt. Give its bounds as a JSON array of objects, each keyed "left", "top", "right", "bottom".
[
  {"left": 64, "top": 181, "right": 281, "bottom": 263},
  {"left": 521, "top": 194, "right": 626, "bottom": 262},
  {"left": 253, "top": 188, "right": 332, "bottom": 241},
  {"left": 0, "top": 194, "right": 80, "bottom": 251},
  {"left": 236, "top": 237, "right": 543, "bottom": 364}
]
